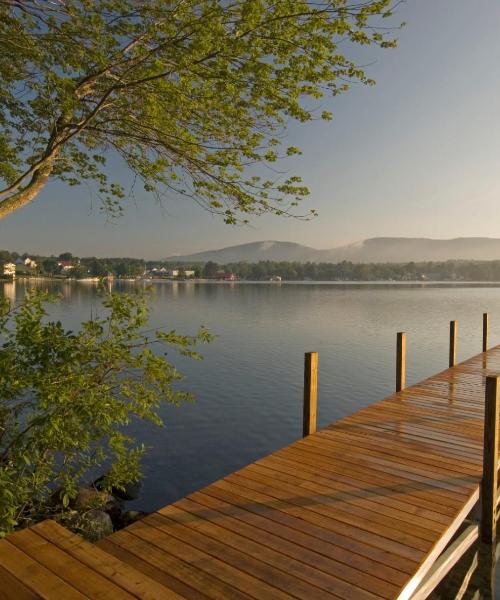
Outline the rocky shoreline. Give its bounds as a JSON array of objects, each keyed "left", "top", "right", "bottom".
[{"left": 53, "top": 481, "right": 148, "bottom": 542}]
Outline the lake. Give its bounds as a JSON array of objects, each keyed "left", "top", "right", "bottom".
[{"left": 2, "top": 279, "right": 500, "bottom": 594}]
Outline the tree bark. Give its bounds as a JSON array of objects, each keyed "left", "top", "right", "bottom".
[{"left": 0, "top": 154, "right": 56, "bottom": 220}]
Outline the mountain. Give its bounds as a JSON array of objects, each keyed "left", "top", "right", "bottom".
[
  {"left": 165, "top": 238, "right": 500, "bottom": 264},
  {"left": 165, "top": 241, "right": 320, "bottom": 263}
]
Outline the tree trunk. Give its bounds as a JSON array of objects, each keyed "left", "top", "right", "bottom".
[{"left": 0, "top": 156, "right": 56, "bottom": 220}]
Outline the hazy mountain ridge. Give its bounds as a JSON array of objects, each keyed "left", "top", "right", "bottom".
[{"left": 166, "top": 238, "right": 500, "bottom": 264}]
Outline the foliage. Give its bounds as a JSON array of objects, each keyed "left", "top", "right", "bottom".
[
  {"left": 183, "top": 259, "right": 500, "bottom": 282},
  {"left": 0, "top": 0, "right": 402, "bottom": 221},
  {"left": 0, "top": 288, "right": 212, "bottom": 536}
]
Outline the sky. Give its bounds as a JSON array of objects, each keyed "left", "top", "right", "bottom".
[{"left": 1, "top": 0, "right": 500, "bottom": 259}]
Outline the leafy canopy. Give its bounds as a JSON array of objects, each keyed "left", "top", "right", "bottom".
[
  {"left": 0, "top": 0, "right": 401, "bottom": 221},
  {"left": 0, "top": 288, "right": 212, "bottom": 536}
]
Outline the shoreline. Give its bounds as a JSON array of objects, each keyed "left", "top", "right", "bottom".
[{"left": 5, "top": 277, "right": 500, "bottom": 287}]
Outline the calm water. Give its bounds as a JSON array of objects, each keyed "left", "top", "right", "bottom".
[{"left": 3, "top": 279, "right": 500, "bottom": 596}]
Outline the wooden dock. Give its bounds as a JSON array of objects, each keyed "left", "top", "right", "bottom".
[{"left": 1, "top": 335, "right": 499, "bottom": 598}]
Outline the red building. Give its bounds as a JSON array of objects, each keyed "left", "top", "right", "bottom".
[{"left": 215, "top": 271, "right": 237, "bottom": 281}]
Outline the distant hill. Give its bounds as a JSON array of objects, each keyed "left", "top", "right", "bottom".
[
  {"left": 165, "top": 238, "right": 500, "bottom": 264},
  {"left": 165, "top": 241, "right": 320, "bottom": 263}
]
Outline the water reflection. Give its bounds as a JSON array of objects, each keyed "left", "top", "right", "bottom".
[{"left": 2, "top": 280, "right": 15, "bottom": 305}]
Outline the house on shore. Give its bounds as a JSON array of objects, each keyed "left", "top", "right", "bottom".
[
  {"left": 2, "top": 262, "right": 16, "bottom": 278},
  {"left": 169, "top": 269, "right": 195, "bottom": 278},
  {"left": 216, "top": 271, "right": 237, "bottom": 281},
  {"left": 57, "top": 260, "right": 76, "bottom": 273},
  {"left": 24, "top": 257, "right": 37, "bottom": 269}
]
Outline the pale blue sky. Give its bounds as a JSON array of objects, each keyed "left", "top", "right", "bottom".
[{"left": 1, "top": 1, "right": 499, "bottom": 259}]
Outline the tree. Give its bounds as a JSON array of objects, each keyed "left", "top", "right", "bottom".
[
  {"left": 41, "top": 257, "right": 59, "bottom": 275},
  {"left": 88, "top": 258, "right": 108, "bottom": 278},
  {"left": 71, "top": 263, "right": 89, "bottom": 278},
  {"left": 0, "top": 1, "right": 401, "bottom": 222},
  {"left": 203, "top": 261, "right": 219, "bottom": 278},
  {"left": 0, "top": 289, "right": 212, "bottom": 536}
]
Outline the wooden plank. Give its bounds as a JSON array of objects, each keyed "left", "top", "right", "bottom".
[
  {"left": 408, "top": 524, "right": 478, "bottom": 600},
  {"left": 96, "top": 538, "right": 211, "bottom": 600},
  {"left": 481, "top": 375, "right": 500, "bottom": 543},
  {"left": 98, "top": 533, "right": 251, "bottom": 600},
  {"left": 263, "top": 453, "right": 457, "bottom": 523},
  {"left": 212, "top": 478, "right": 426, "bottom": 562},
  {"left": 325, "top": 419, "right": 481, "bottom": 466},
  {"left": 187, "top": 489, "right": 410, "bottom": 585},
  {"left": 0, "top": 564, "right": 40, "bottom": 600},
  {"left": 452, "top": 549, "right": 478, "bottom": 600},
  {"left": 32, "top": 520, "right": 183, "bottom": 600},
  {"left": 399, "top": 387, "right": 485, "bottom": 409},
  {"left": 303, "top": 352, "right": 318, "bottom": 437},
  {"left": 302, "top": 434, "right": 479, "bottom": 489},
  {"left": 139, "top": 512, "right": 346, "bottom": 600},
  {"left": 396, "top": 332, "right": 406, "bottom": 392},
  {"left": 339, "top": 421, "right": 481, "bottom": 463},
  {"left": 212, "top": 476, "right": 424, "bottom": 563},
  {"left": 344, "top": 396, "right": 484, "bottom": 432},
  {"left": 318, "top": 428, "right": 480, "bottom": 476},
  {"left": 273, "top": 446, "right": 464, "bottom": 514},
  {"left": 249, "top": 461, "right": 449, "bottom": 531},
  {"left": 340, "top": 414, "right": 482, "bottom": 458},
  {"left": 294, "top": 440, "right": 474, "bottom": 501},
  {"left": 8, "top": 527, "right": 134, "bottom": 599},
  {"left": 155, "top": 503, "right": 390, "bottom": 599},
  {"left": 227, "top": 469, "right": 437, "bottom": 548},
  {"left": 0, "top": 539, "right": 86, "bottom": 599},
  {"left": 298, "top": 438, "right": 476, "bottom": 494},
  {"left": 342, "top": 405, "right": 483, "bottom": 446},
  {"left": 123, "top": 520, "right": 300, "bottom": 600},
  {"left": 199, "top": 484, "right": 419, "bottom": 575},
  {"left": 243, "top": 462, "right": 444, "bottom": 537}
]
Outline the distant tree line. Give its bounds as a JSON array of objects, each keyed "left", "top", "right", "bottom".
[
  {"left": 198, "top": 259, "right": 500, "bottom": 282},
  {"left": 0, "top": 250, "right": 148, "bottom": 278},
  {"left": 5, "top": 250, "right": 500, "bottom": 281}
]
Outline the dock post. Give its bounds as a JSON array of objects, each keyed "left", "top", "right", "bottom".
[
  {"left": 303, "top": 352, "right": 318, "bottom": 437},
  {"left": 396, "top": 332, "right": 406, "bottom": 393},
  {"left": 449, "top": 320, "right": 458, "bottom": 368},
  {"left": 481, "top": 375, "right": 500, "bottom": 544},
  {"left": 483, "top": 313, "right": 489, "bottom": 353}
]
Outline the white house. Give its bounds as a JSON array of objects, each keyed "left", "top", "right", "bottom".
[
  {"left": 3, "top": 262, "right": 16, "bottom": 277},
  {"left": 58, "top": 260, "right": 75, "bottom": 272},
  {"left": 169, "top": 269, "right": 195, "bottom": 278},
  {"left": 24, "top": 257, "right": 37, "bottom": 269}
]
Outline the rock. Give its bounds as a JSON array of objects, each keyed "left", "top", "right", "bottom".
[
  {"left": 93, "top": 475, "right": 142, "bottom": 501},
  {"left": 73, "top": 487, "right": 113, "bottom": 510},
  {"left": 79, "top": 509, "right": 113, "bottom": 541},
  {"left": 104, "top": 497, "right": 125, "bottom": 529},
  {"left": 112, "top": 480, "right": 142, "bottom": 501},
  {"left": 121, "top": 510, "right": 148, "bottom": 527}
]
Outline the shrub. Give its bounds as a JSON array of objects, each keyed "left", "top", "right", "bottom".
[{"left": 0, "top": 288, "right": 212, "bottom": 535}]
